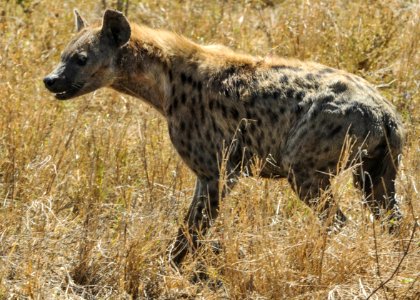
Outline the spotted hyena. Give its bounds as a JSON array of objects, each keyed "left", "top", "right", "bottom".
[{"left": 44, "top": 9, "right": 405, "bottom": 266}]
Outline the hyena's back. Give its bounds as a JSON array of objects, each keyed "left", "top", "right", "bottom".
[{"left": 212, "top": 61, "right": 405, "bottom": 179}]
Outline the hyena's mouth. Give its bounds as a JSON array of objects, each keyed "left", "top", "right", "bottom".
[{"left": 55, "top": 83, "right": 84, "bottom": 100}]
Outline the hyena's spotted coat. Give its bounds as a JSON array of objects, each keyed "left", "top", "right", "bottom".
[{"left": 44, "top": 9, "right": 405, "bottom": 266}]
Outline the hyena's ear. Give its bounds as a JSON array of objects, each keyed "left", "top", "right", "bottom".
[
  {"left": 74, "top": 9, "right": 88, "bottom": 32},
  {"left": 101, "top": 9, "right": 131, "bottom": 47}
]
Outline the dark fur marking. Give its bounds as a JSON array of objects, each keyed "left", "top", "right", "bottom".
[
  {"left": 272, "top": 65, "right": 302, "bottom": 72},
  {"left": 280, "top": 75, "right": 289, "bottom": 84},
  {"left": 246, "top": 110, "right": 253, "bottom": 119},
  {"left": 330, "top": 81, "right": 348, "bottom": 94},
  {"left": 320, "top": 95, "right": 335, "bottom": 103},
  {"left": 328, "top": 125, "right": 343, "bottom": 138},
  {"left": 211, "top": 119, "right": 218, "bottom": 133},
  {"left": 306, "top": 73, "right": 315, "bottom": 81},
  {"left": 209, "top": 100, "right": 214, "bottom": 110},
  {"left": 200, "top": 105, "right": 205, "bottom": 120},
  {"left": 244, "top": 135, "right": 252, "bottom": 146},
  {"left": 167, "top": 104, "right": 173, "bottom": 116},
  {"left": 230, "top": 107, "right": 240, "bottom": 120},
  {"left": 168, "top": 69, "right": 173, "bottom": 82},
  {"left": 319, "top": 67, "right": 335, "bottom": 74},
  {"left": 295, "top": 91, "right": 305, "bottom": 101},
  {"left": 249, "top": 124, "right": 256, "bottom": 134},
  {"left": 181, "top": 93, "right": 187, "bottom": 104},
  {"left": 220, "top": 104, "right": 228, "bottom": 118},
  {"left": 180, "top": 120, "right": 186, "bottom": 131},
  {"left": 186, "top": 75, "right": 193, "bottom": 84},
  {"left": 173, "top": 97, "right": 179, "bottom": 110},
  {"left": 286, "top": 88, "right": 294, "bottom": 98},
  {"left": 181, "top": 72, "right": 187, "bottom": 84},
  {"left": 268, "top": 110, "right": 278, "bottom": 124},
  {"left": 249, "top": 95, "right": 257, "bottom": 106},
  {"left": 205, "top": 130, "right": 211, "bottom": 141}
]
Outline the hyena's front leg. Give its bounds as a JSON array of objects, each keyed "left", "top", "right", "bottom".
[{"left": 170, "top": 176, "right": 235, "bottom": 267}]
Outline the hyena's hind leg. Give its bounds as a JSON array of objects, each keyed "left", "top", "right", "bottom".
[
  {"left": 289, "top": 170, "right": 347, "bottom": 231},
  {"left": 353, "top": 145, "right": 402, "bottom": 232}
]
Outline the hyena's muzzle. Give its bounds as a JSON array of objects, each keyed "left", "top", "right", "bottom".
[{"left": 43, "top": 62, "right": 85, "bottom": 100}]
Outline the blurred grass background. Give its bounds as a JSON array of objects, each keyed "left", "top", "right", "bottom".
[{"left": 0, "top": 0, "right": 419, "bottom": 298}]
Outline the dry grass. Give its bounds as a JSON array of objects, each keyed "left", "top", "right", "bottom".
[{"left": 0, "top": 0, "right": 419, "bottom": 299}]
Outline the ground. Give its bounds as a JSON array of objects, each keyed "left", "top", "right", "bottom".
[{"left": 0, "top": 0, "right": 419, "bottom": 299}]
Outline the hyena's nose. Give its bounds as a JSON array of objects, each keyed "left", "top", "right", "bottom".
[{"left": 43, "top": 76, "right": 57, "bottom": 89}]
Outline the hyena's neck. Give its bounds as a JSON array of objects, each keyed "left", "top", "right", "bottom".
[{"left": 110, "top": 24, "right": 257, "bottom": 116}]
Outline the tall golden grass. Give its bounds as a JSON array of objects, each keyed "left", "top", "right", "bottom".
[{"left": 0, "top": 0, "right": 419, "bottom": 298}]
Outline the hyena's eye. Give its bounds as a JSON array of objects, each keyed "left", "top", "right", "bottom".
[{"left": 76, "top": 53, "right": 88, "bottom": 66}]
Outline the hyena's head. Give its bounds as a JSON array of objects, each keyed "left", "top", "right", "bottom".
[{"left": 43, "top": 9, "right": 130, "bottom": 100}]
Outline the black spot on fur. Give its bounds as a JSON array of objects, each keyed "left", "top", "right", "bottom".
[
  {"left": 197, "top": 81, "right": 203, "bottom": 91},
  {"left": 230, "top": 107, "right": 240, "bottom": 120},
  {"left": 246, "top": 110, "right": 253, "bottom": 119},
  {"left": 280, "top": 75, "right": 289, "bottom": 84},
  {"left": 320, "top": 95, "right": 335, "bottom": 103},
  {"left": 171, "top": 85, "right": 176, "bottom": 96},
  {"left": 209, "top": 100, "right": 214, "bottom": 110},
  {"left": 249, "top": 95, "right": 257, "bottom": 106},
  {"left": 306, "top": 73, "right": 315, "bottom": 81},
  {"left": 244, "top": 135, "right": 252, "bottom": 146},
  {"left": 168, "top": 69, "right": 173, "bottom": 82},
  {"left": 220, "top": 104, "right": 228, "bottom": 118},
  {"left": 272, "top": 65, "right": 302, "bottom": 72},
  {"left": 295, "top": 91, "right": 305, "bottom": 101},
  {"left": 181, "top": 73, "right": 187, "bottom": 84},
  {"left": 249, "top": 123, "right": 256, "bottom": 134},
  {"left": 211, "top": 119, "right": 218, "bottom": 133},
  {"left": 180, "top": 121, "right": 186, "bottom": 131},
  {"left": 286, "top": 88, "right": 294, "bottom": 98},
  {"left": 268, "top": 110, "right": 278, "bottom": 124},
  {"left": 330, "top": 81, "right": 348, "bottom": 94},
  {"left": 200, "top": 105, "right": 205, "bottom": 120},
  {"left": 191, "top": 96, "right": 196, "bottom": 105},
  {"left": 206, "top": 158, "right": 214, "bottom": 167},
  {"left": 328, "top": 125, "right": 342, "bottom": 138},
  {"left": 280, "top": 107, "right": 286, "bottom": 114},
  {"left": 186, "top": 75, "right": 193, "bottom": 84},
  {"left": 181, "top": 93, "right": 187, "bottom": 104},
  {"left": 307, "top": 159, "right": 315, "bottom": 168},
  {"left": 319, "top": 67, "right": 335, "bottom": 74},
  {"left": 173, "top": 97, "right": 178, "bottom": 110},
  {"left": 328, "top": 160, "right": 337, "bottom": 168},
  {"left": 205, "top": 130, "right": 211, "bottom": 141}
]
